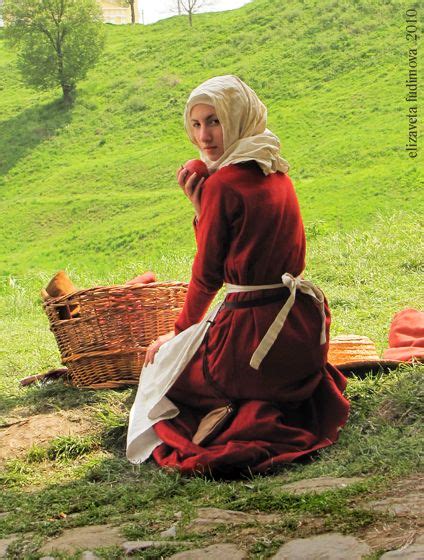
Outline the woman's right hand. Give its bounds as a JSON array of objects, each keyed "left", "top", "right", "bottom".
[
  {"left": 176, "top": 166, "right": 205, "bottom": 218},
  {"left": 144, "top": 330, "right": 175, "bottom": 366}
]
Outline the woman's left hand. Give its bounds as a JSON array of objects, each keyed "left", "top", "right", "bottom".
[{"left": 144, "top": 330, "right": 175, "bottom": 366}]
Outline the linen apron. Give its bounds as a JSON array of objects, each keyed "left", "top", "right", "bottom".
[{"left": 126, "top": 273, "right": 326, "bottom": 464}]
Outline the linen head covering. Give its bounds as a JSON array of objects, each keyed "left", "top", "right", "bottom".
[{"left": 184, "top": 75, "right": 290, "bottom": 175}]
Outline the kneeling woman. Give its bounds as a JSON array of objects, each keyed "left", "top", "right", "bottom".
[{"left": 127, "top": 75, "right": 350, "bottom": 475}]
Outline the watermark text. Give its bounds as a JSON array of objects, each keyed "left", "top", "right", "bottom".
[{"left": 405, "top": 7, "right": 418, "bottom": 158}]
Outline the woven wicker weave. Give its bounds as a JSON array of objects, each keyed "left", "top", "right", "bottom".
[
  {"left": 328, "top": 334, "right": 379, "bottom": 366},
  {"left": 43, "top": 282, "right": 188, "bottom": 389}
]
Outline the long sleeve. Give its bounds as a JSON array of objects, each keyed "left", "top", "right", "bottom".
[{"left": 174, "top": 177, "right": 240, "bottom": 334}]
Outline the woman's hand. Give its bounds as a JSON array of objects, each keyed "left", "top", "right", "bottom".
[
  {"left": 144, "top": 330, "right": 175, "bottom": 366},
  {"left": 176, "top": 166, "right": 206, "bottom": 218}
]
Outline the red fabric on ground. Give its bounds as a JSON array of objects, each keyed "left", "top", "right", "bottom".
[
  {"left": 152, "top": 162, "right": 350, "bottom": 475},
  {"left": 383, "top": 308, "right": 424, "bottom": 362}
]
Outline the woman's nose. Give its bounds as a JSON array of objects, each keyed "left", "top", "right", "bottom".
[{"left": 199, "top": 125, "right": 212, "bottom": 143}]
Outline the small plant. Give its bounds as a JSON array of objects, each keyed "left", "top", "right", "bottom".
[
  {"left": 125, "top": 96, "right": 148, "bottom": 113},
  {"left": 3, "top": 536, "right": 42, "bottom": 560},
  {"left": 26, "top": 444, "right": 48, "bottom": 463},
  {"left": 0, "top": 458, "right": 32, "bottom": 487},
  {"left": 96, "top": 400, "right": 129, "bottom": 452},
  {"left": 161, "top": 74, "right": 181, "bottom": 87},
  {"left": 46, "top": 435, "right": 98, "bottom": 461}
]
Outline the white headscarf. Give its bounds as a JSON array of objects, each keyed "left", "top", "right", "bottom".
[{"left": 184, "top": 75, "right": 290, "bottom": 175}]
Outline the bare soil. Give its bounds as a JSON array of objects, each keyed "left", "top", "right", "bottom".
[
  {"left": 0, "top": 409, "right": 93, "bottom": 461},
  {"left": 360, "top": 474, "right": 424, "bottom": 552}
]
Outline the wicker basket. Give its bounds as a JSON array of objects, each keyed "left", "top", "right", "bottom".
[
  {"left": 328, "top": 334, "right": 380, "bottom": 366},
  {"left": 43, "top": 282, "right": 188, "bottom": 389}
]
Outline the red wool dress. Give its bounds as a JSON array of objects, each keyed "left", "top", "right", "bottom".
[{"left": 153, "top": 161, "right": 350, "bottom": 475}]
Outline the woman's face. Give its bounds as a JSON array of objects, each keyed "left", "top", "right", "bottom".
[{"left": 189, "top": 103, "right": 224, "bottom": 161}]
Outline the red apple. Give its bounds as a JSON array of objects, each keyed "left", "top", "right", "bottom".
[{"left": 183, "top": 159, "right": 209, "bottom": 180}]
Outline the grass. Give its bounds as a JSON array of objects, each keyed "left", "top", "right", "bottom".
[
  {"left": 0, "top": 348, "right": 422, "bottom": 556},
  {"left": 0, "top": 212, "right": 422, "bottom": 557},
  {"left": 0, "top": 0, "right": 423, "bottom": 557},
  {"left": 0, "top": 216, "right": 422, "bottom": 559},
  {"left": 0, "top": 0, "right": 422, "bottom": 275}
]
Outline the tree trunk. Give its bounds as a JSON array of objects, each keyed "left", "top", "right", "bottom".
[
  {"left": 130, "top": 0, "right": 135, "bottom": 24},
  {"left": 61, "top": 83, "right": 74, "bottom": 104},
  {"left": 188, "top": 10, "right": 192, "bottom": 26},
  {"left": 57, "top": 47, "right": 73, "bottom": 104}
]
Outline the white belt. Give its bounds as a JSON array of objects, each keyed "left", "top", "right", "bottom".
[{"left": 225, "top": 273, "right": 327, "bottom": 370}]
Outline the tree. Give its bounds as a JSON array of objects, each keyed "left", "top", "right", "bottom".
[
  {"left": 1, "top": 0, "right": 105, "bottom": 104},
  {"left": 170, "top": 0, "right": 210, "bottom": 27},
  {"left": 123, "top": 0, "right": 136, "bottom": 24}
]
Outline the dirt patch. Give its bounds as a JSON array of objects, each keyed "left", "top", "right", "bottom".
[
  {"left": 0, "top": 535, "right": 18, "bottom": 558},
  {"left": 359, "top": 475, "right": 424, "bottom": 553},
  {"left": 0, "top": 410, "right": 93, "bottom": 461},
  {"left": 364, "top": 521, "right": 420, "bottom": 553}
]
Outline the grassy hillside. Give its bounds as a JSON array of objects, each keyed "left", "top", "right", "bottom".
[{"left": 0, "top": 0, "right": 421, "bottom": 276}]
